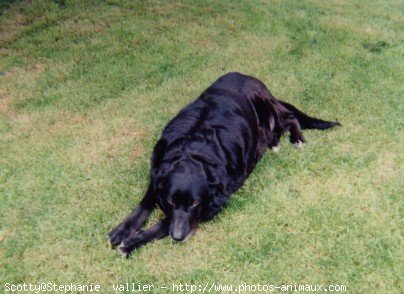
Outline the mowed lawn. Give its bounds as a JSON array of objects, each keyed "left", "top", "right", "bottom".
[{"left": 0, "top": 0, "right": 402, "bottom": 293}]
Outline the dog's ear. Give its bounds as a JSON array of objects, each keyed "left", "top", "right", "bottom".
[
  {"left": 209, "top": 182, "right": 225, "bottom": 196},
  {"left": 205, "top": 166, "right": 229, "bottom": 196},
  {"left": 151, "top": 139, "right": 167, "bottom": 171},
  {"left": 152, "top": 175, "right": 163, "bottom": 192}
]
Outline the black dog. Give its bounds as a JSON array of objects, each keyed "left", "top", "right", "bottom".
[{"left": 109, "top": 72, "right": 340, "bottom": 257}]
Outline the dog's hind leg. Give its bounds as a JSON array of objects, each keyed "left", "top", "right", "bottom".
[
  {"left": 117, "top": 219, "right": 169, "bottom": 257},
  {"left": 109, "top": 182, "right": 156, "bottom": 246},
  {"left": 268, "top": 130, "right": 282, "bottom": 152},
  {"left": 288, "top": 118, "right": 305, "bottom": 148}
]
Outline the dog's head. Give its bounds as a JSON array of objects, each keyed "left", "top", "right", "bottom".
[{"left": 155, "top": 172, "right": 209, "bottom": 242}]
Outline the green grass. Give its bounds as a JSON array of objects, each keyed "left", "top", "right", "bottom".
[{"left": 0, "top": 0, "right": 402, "bottom": 292}]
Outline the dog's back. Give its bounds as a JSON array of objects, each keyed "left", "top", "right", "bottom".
[{"left": 157, "top": 73, "right": 265, "bottom": 194}]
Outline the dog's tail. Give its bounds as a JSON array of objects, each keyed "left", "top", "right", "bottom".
[{"left": 279, "top": 101, "right": 341, "bottom": 130}]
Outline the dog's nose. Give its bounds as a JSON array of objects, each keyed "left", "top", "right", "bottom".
[{"left": 170, "top": 232, "right": 185, "bottom": 242}]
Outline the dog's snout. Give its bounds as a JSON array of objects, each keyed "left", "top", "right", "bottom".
[
  {"left": 170, "top": 231, "right": 186, "bottom": 242},
  {"left": 169, "top": 209, "right": 192, "bottom": 242},
  {"left": 169, "top": 222, "right": 188, "bottom": 242}
]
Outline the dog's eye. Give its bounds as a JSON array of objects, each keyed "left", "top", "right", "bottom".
[
  {"left": 167, "top": 198, "right": 175, "bottom": 206},
  {"left": 191, "top": 200, "right": 199, "bottom": 207}
]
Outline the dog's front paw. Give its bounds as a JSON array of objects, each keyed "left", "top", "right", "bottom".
[
  {"left": 117, "top": 236, "right": 143, "bottom": 258},
  {"left": 108, "top": 224, "right": 130, "bottom": 247}
]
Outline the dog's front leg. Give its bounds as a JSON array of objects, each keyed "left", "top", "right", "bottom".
[
  {"left": 117, "top": 218, "right": 169, "bottom": 257},
  {"left": 109, "top": 182, "right": 156, "bottom": 246}
]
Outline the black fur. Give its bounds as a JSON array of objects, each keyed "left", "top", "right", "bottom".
[{"left": 108, "top": 72, "right": 340, "bottom": 256}]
